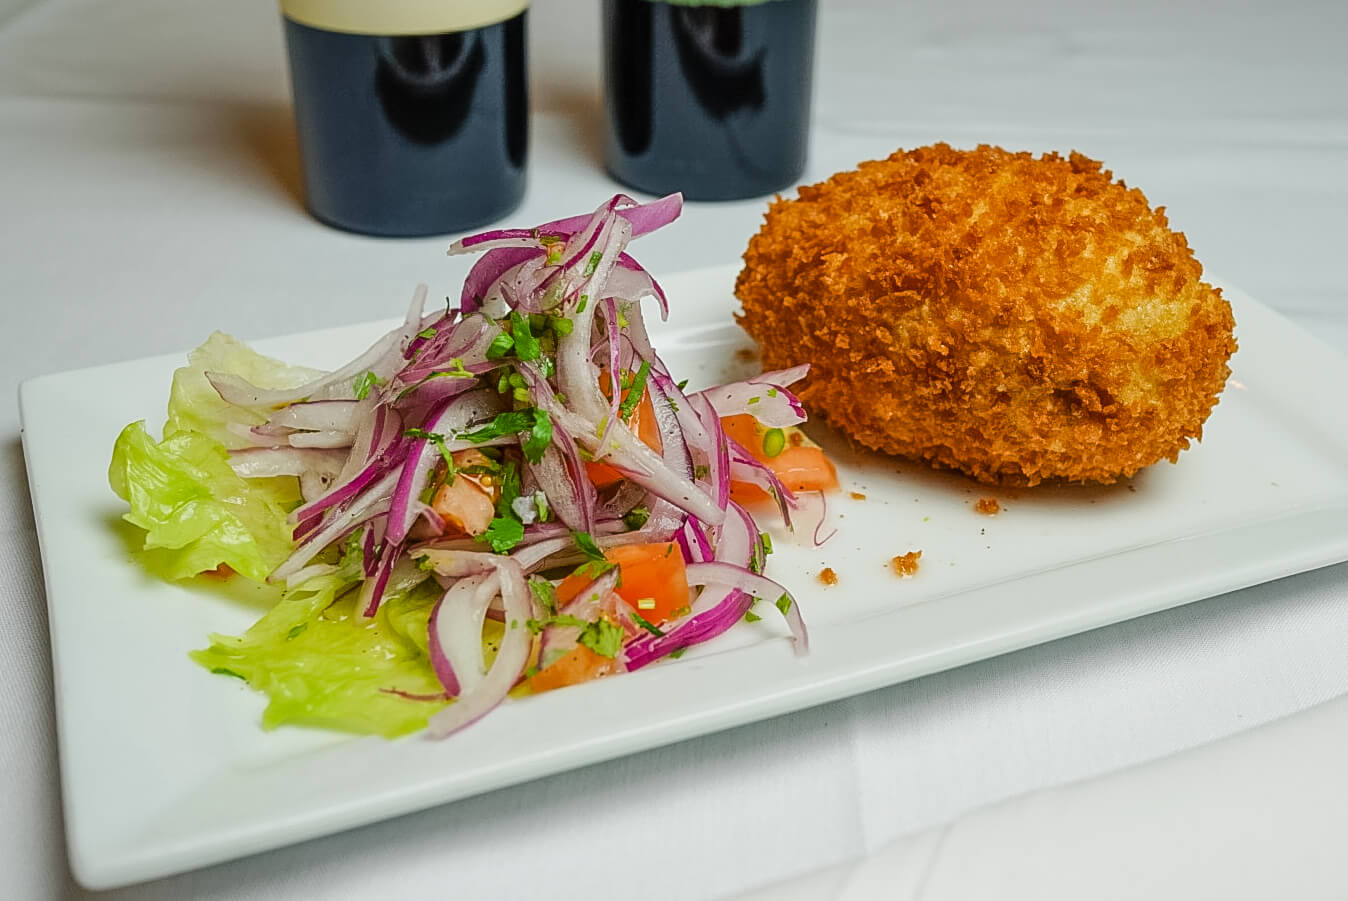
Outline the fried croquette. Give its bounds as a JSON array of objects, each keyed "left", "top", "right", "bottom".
[{"left": 734, "top": 144, "right": 1237, "bottom": 486}]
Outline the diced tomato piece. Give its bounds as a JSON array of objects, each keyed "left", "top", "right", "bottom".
[
  {"left": 554, "top": 540, "right": 689, "bottom": 625},
  {"left": 721, "top": 414, "right": 838, "bottom": 503},
  {"left": 586, "top": 371, "right": 663, "bottom": 489},
  {"left": 425, "top": 449, "right": 498, "bottom": 538},
  {"left": 525, "top": 643, "right": 616, "bottom": 694}
]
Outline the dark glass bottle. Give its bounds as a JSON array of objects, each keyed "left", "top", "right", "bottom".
[
  {"left": 282, "top": 3, "right": 528, "bottom": 237},
  {"left": 602, "top": 0, "right": 816, "bottom": 201}
]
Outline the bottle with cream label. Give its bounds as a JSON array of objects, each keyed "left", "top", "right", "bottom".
[{"left": 281, "top": 1, "right": 529, "bottom": 236}]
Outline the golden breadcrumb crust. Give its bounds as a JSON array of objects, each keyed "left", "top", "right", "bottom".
[{"left": 734, "top": 144, "right": 1237, "bottom": 486}]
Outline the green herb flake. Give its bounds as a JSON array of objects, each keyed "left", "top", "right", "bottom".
[
  {"left": 549, "top": 316, "right": 574, "bottom": 337},
  {"left": 352, "top": 370, "right": 382, "bottom": 400},
  {"left": 415, "top": 555, "right": 435, "bottom": 572},
  {"left": 404, "top": 428, "right": 457, "bottom": 476},
  {"left": 630, "top": 611, "right": 665, "bottom": 637},
  {"left": 760, "top": 532, "right": 774, "bottom": 555},
  {"left": 762, "top": 428, "right": 787, "bottom": 458},
  {"left": 676, "top": 379, "right": 689, "bottom": 391},
  {"left": 480, "top": 516, "right": 524, "bottom": 554},
  {"left": 743, "top": 610, "right": 763, "bottom": 623},
  {"left": 509, "top": 312, "right": 542, "bottom": 362},
  {"left": 522, "top": 410, "right": 553, "bottom": 464},
  {"left": 747, "top": 396, "right": 761, "bottom": 405},
  {"left": 668, "top": 648, "right": 687, "bottom": 660},
  {"left": 417, "top": 327, "right": 438, "bottom": 340},
  {"left": 583, "top": 251, "right": 603, "bottom": 277},
  {"left": 578, "top": 618, "right": 624, "bottom": 658},
  {"left": 528, "top": 577, "right": 558, "bottom": 615},
  {"left": 775, "top": 594, "right": 793, "bottom": 615},
  {"left": 577, "top": 294, "right": 589, "bottom": 313},
  {"left": 571, "top": 530, "right": 616, "bottom": 578},
  {"left": 767, "top": 388, "right": 778, "bottom": 397}
]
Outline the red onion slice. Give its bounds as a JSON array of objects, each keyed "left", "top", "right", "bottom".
[
  {"left": 695, "top": 365, "right": 810, "bottom": 427},
  {"left": 426, "top": 558, "right": 532, "bottom": 738},
  {"left": 207, "top": 286, "right": 427, "bottom": 408}
]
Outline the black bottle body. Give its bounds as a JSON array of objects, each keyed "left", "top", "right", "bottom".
[
  {"left": 602, "top": 0, "right": 816, "bottom": 201},
  {"left": 284, "top": 10, "right": 528, "bottom": 237}
]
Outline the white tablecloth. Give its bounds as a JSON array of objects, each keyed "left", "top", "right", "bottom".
[{"left": 3, "top": 1, "right": 1346, "bottom": 898}]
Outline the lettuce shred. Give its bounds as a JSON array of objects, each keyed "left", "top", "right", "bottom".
[{"left": 109, "top": 422, "right": 298, "bottom": 582}]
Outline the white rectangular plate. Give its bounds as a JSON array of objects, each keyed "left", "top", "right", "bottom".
[{"left": 21, "top": 263, "right": 1348, "bottom": 889}]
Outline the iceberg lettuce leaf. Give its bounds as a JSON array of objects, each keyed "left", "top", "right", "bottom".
[
  {"left": 190, "top": 574, "right": 480, "bottom": 738},
  {"left": 166, "top": 331, "right": 323, "bottom": 448},
  {"left": 109, "top": 421, "right": 298, "bottom": 582}
]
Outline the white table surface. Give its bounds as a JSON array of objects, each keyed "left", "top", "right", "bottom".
[{"left": 3, "top": 0, "right": 1347, "bottom": 898}]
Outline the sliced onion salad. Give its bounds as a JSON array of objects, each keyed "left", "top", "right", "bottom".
[{"left": 216, "top": 194, "right": 817, "bottom": 738}]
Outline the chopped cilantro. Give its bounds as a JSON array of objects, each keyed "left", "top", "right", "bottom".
[
  {"left": 458, "top": 409, "right": 552, "bottom": 463},
  {"left": 747, "top": 396, "right": 761, "bottom": 405},
  {"left": 480, "top": 516, "right": 524, "bottom": 554},
  {"left": 528, "top": 577, "right": 558, "bottom": 615},
  {"left": 578, "top": 618, "right": 624, "bottom": 658},
  {"left": 622, "top": 505, "right": 650, "bottom": 530},
  {"left": 743, "top": 610, "right": 762, "bottom": 623},
  {"left": 630, "top": 611, "right": 664, "bottom": 637},
  {"left": 576, "top": 294, "right": 589, "bottom": 313},
  {"left": 775, "top": 594, "right": 793, "bottom": 615},
  {"left": 549, "top": 315, "right": 574, "bottom": 337},
  {"left": 767, "top": 388, "right": 779, "bottom": 397},
  {"left": 760, "top": 532, "right": 774, "bottom": 555},
  {"left": 572, "top": 531, "right": 615, "bottom": 578},
  {"left": 526, "top": 613, "right": 589, "bottom": 635},
  {"left": 522, "top": 410, "right": 553, "bottom": 463},
  {"left": 352, "top": 370, "right": 381, "bottom": 400},
  {"left": 509, "top": 312, "right": 541, "bottom": 362},
  {"left": 493, "top": 460, "right": 521, "bottom": 519},
  {"left": 583, "top": 251, "right": 602, "bottom": 277},
  {"left": 676, "top": 379, "right": 689, "bottom": 391},
  {"left": 404, "top": 428, "right": 458, "bottom": 478},
  {"left": 668, "top": 648, "right": 687, "bottom": 660},
  {"left": 417, "top": 327, "right": 438, "bottom": 340},
  {"left": 533, "top": 491, "right": 550, "bottom": 522}
]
